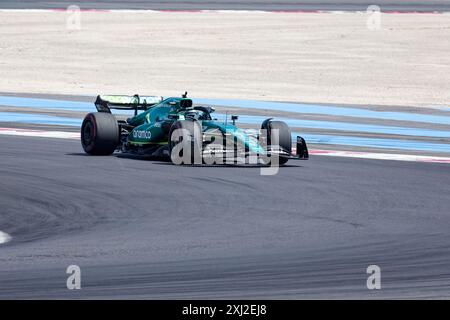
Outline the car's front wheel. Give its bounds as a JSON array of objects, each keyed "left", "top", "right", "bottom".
[{"left": 261, "top": 119, "right": 292, "bottom": 165}]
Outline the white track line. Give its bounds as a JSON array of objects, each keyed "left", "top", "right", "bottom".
[
  {"left": 0, "top": 127, "right": 79, "bottom": 139},
  {"left": 307, "top": 149, "right": 450, "bottom": 164},
  {"left": 0, "top": 9, "right": 448, "bottom": 14},
  {"left": 1, "top": 127, "right": 450, "bottom": 163},
  {"left": 0, "top": 231, "right": 12, "bottom": 245}
]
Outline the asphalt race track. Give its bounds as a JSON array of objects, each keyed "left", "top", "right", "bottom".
[
  {"left": 1, "top": 0, "right": 450, "bottom": 11},
  {"left": 1, "top": 0, "right": 450, "bottom": 299},
  {"left": 0, "top": 133, "right": 449, "bottom": 298}
]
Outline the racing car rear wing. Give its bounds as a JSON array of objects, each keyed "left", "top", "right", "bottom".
[{"left": 95, "top": 95, "right": 163, "bottom": 115}]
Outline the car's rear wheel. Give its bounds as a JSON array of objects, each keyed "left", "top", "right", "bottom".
[
  {"left": 169, "top": 120, "right": 202, "bottom": 165},
  {"left": 261, "top": 119, "right": 291, "bottom": 165},
  {"left": 81, "top": 112, "right": 119, "bottom": 155}
]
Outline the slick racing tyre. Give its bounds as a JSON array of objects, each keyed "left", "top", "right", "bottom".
[
  {"left": 261, "top": 119, "right": 292, "bottom": 165},
  {"left": 81, "top": 112, "right": 119, "bottom": 155},
  {"left": 169, "top": 120, "right": 202, "bottom": 165}
]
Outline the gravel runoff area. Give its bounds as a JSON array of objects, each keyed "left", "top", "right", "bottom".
[{"left": 0, "top": 11, "right": 449, "bottom": 108}]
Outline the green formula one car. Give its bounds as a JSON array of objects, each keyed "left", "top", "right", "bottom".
[{"left": 80, "top": 93, "right": 309, "bottom": 165}]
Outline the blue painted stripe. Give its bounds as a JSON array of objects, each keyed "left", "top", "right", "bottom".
[
  {"left": 1, "top": 95, "right": 450, "bottom": 125},
  {"left": 4, "top": 111, "right": 450, "bottom": 139},
  {"left": 0, "top": 112, "right": 81, "bottom": 126},
  {"left": 224, "top": 114, "right": 450, "bottom": 138},
  {"left": 0, "top": 96, "right": 91, "bottom": 111},
  {"left": 198, "top": 98, "right": 450, "bottom": 125},
  {"left": 0, "top": 96, "right": 132, "bottom": 115},
  {"left": 1, "top": 94, "right": 450, "bottom": 154},
  {"left": 0, "top": 112, "right": 449, "bottom": 153}
]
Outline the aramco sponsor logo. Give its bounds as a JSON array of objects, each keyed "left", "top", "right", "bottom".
[{"left": 133, "top": 130, "right": 152, "bottom": 139}]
